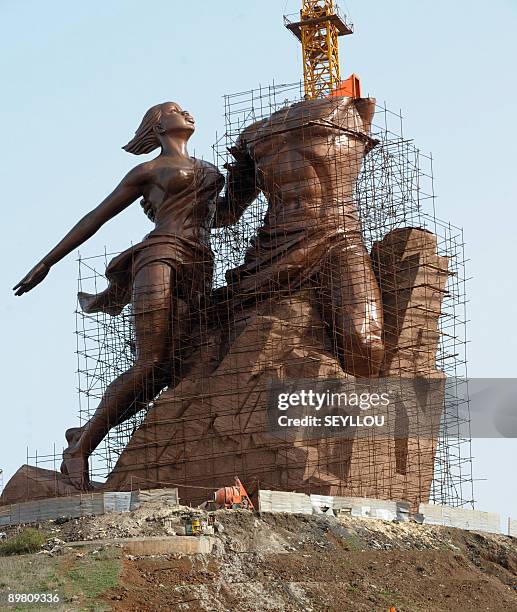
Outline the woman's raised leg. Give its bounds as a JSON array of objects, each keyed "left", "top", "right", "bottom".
[{"left": 61, "top": 263, "right": 187, "bottom": 489}]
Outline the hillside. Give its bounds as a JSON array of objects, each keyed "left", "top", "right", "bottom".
[{"left": 1, "top": 503, "right": 517, "bottom": 611}]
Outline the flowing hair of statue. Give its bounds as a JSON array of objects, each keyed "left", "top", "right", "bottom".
[{"left": 123, "top": 104, "right": 163, "bottom": 155}]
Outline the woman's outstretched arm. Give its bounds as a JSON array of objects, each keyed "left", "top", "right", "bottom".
[{"left": 13, "top": 165, "right": 147, "bottom": 296}]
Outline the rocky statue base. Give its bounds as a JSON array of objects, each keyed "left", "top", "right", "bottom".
[{"left": 1, "top": 228, "right": 449, "bottom": 509}]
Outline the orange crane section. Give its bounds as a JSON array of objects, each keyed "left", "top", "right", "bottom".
[{"left": 284, "top": 0, "right": 359, "bottom": 100}]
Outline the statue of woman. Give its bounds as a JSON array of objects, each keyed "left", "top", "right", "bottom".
[{"left": 13, "top": 102, "right": 225, "bottom": 490}]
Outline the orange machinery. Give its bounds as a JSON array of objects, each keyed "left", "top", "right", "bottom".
[{"left": 214, "top": 477, "right": 255, "bottom": 511}]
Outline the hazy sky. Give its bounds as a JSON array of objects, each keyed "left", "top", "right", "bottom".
[{"left": 1, "top": 1, "right": 516, "bottom": 521}]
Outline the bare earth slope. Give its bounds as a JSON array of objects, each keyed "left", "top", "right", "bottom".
[
  {"left": 1, "top": 505, "right": 517, "bottom": 611},
  {"left": 105, "top": 512, "right": 517, "bottom": 612}
]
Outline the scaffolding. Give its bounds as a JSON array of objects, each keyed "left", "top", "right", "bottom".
[
  {"left": 75, "top": 252, "right": 137, "bottom": 482},
  {"left": 64, "top": 81, "right": 474, "bottom": 508}
]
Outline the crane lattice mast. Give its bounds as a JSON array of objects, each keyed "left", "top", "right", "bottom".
[{"left": 284, "top": 0, "right": 355, "bottom": 100}]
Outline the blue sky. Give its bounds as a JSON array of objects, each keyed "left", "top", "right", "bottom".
[{"left": 1, "top": 1, "right": 516, "bottom": 520}]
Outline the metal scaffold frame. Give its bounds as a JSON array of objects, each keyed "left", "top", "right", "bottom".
[{"left": 53, "top": 81, "right": 474, "bottom": 509}]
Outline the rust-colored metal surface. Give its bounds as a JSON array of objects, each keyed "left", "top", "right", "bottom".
[
  {"left": 3, "top": 93, "right": 462, "bottom": 509},
  {"left": 98, "top": 227, "right": 447, "bottom": 509},
  {"left": 12, "top": 102, "right": 224, "bottom": 491},
  {"left": 216, "top": 96, "right": 383, "bottom": 377}
]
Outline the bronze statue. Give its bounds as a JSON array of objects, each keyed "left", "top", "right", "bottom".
[
  {"left": 13, "top": 102, "right": 225, "bottom": 490},
  {"left": 215, "top": 96, "right": 384, "bottom": 377}
]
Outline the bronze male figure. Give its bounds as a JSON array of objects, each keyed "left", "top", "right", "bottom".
[{"left": 215, "top": 96, "right": 384, "bottom": 377}]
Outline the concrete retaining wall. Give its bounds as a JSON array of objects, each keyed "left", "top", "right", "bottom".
[
  {"left": 258, "top": 490, "right": 313, "bottom": 514},
  {"left": 419, "top": 503, "right": 501, "bottom": 534},
  {"left": 258, "top": 490, "right": 503, "bottom": 536},
  {"left": 330, "top": 497, "right": 411, "bottom": 522},
  {"left": 259, "top": 491, "right": 410, "bottom": 521},
  {"left": 68, "top": 535, "right": 214, "bottom": 555},
  {"left": 0, "top": 488, "right": 179, "bottom": 527},
  {"left": 508, "top": 518, "right": 517, "bottom": 538}
]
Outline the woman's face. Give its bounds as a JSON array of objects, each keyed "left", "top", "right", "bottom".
[{"left": 157, "top": 102, "right": 195, "bottom": 136}]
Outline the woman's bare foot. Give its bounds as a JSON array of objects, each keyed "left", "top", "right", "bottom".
[{"left": 61, "top": 427, "right": 92, "bottom": 491}]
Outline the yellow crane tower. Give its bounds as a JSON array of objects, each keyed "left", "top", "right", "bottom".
[{"left": 284, "top": 0, "right": 359, "bottom": 100}]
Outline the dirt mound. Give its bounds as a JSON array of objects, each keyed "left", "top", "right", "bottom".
[
  {"left": 105, "top": 512, "right": 517, "bottom": 611},
  {"left": 2, "top": 504, "right": 517, "bottom": 611}
]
